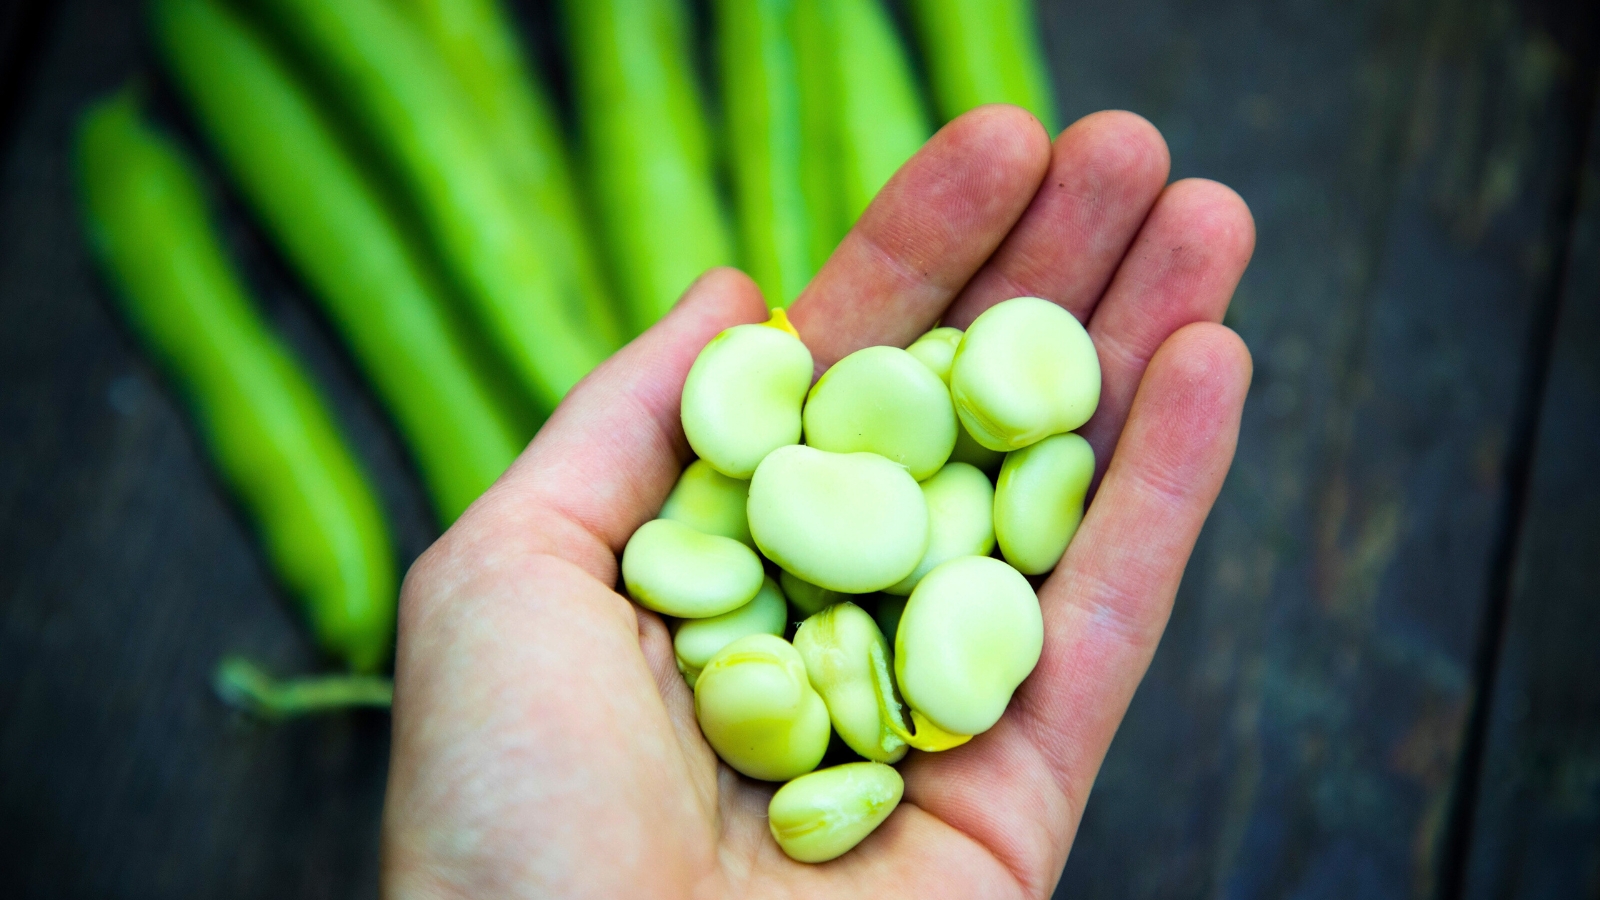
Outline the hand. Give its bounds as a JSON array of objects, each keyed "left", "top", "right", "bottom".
[{"left": 380, "top": 106, "right": 1255, "bottom": 899}]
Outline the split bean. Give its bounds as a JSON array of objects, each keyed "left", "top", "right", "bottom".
[
  {"left": 884, "top": 461, "right": 995, "bottom": 595},
  {"left": 768, "top": 762, "right": 903, "bottom": 863},
  {"left": 802, "top": 345, "right": 956, "bottom": 480},
  {"left": 621, "top": 519, "right": 764, "bottom": 618},
  {"left": 895, "top": 555, "right": 1043, "bottom": 735},
  {"left": 994, "top": 432, "right": 1094, "bottom": 574},
  {"left": 674, "top": 576, "right": 789, "bottom": 687},
  {"left": 659, "top": 458, "right": 753, "bottom": 547},
  {"left": 793, "top": 602, "right": 908, "bottom": 763},
  {"left": 950, "top": 296, "right": 1101, "bottom": 451},
  {"left": 681, "top": 314, "right": 813, "bottom": 478},
  {"left": 748, "top": 445, "right": 930, "bottom": 593},
  {"left": 694, "top": 633, "right": 832, "bottom": 781}
]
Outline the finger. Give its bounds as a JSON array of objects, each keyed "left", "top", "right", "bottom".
[
  {"left": 441, "top": 268, "right": 769, "bottom": 585},
  {"left": 1080, "top": 179, "right": 1255, "bottom": 481},
  {"left": 899, "top": 323, "right": 1252, "bottom": 890},
  {"left": 942, "top": 110, "right": 1170, "bottom": 329},
  {"left": 790, "top": 104, "right": 1051, "bottom": 371}
]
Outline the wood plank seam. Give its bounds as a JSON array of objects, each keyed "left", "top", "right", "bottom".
[{"left": 1435, "top": 65, "right": 1600, "bottom": 900}]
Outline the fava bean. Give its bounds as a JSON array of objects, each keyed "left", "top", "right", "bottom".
[
  {"left": 906, "top": 326, "right": 1004, "bottom": 472},
  {"left": 885, "top": 462, "right": 995, "bottom": 595},
  {"left": 802, "top": 345, "right": 956, "bottom": 480},
  {"left": 660, "top": 459, "right": 753, "bottom": 547},
  {"left": 994, "top": 432, "right": 1093, "bottom": 574},
  {"left": 768, "top": 761, "right": 903, "bottom": 863},
  {"left": 621, "top": 519, "right": 763, "bottom": 618},
  {"left": 793, "top": 602, "right": 908, "bottom": 762},
  {"left": 950, "top": 296, "right": 1100, "bottom": 451},
  {"left": 694, "top": 633, "right": 831, "bottom": 780},
  {"left": 779, "top": 569, "right": 849, "bottom": 618},
  {"left": 749, "top": 445, "right": 929, "bottom": 592},
  {"left": 681, "top": 314, "right": 813, "bottom": 478},
  {"left": 904, "top": 326, "right": 963, "bottom": 381},
  {"left": 895, "top": 555, "right": 1042, "bottom": 735},
  {"left": 674, "top": 576, "right": 789, "bottom": 687}
]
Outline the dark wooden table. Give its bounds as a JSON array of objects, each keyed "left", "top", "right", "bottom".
[{"left": 2, "top": 1, "right": 1597, "bottom": 897}]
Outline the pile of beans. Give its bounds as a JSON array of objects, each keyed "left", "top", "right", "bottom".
[{"left": 621, "top": 296, "right": 1100, "bottom": 863}]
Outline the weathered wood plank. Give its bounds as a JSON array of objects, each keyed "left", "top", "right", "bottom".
[
  {"left": 0, "top": 1, "right": 435, "bottom": 896},
  {"left": 1458, "top": 86, "right": 1600, "bottom": 900},
  {"left": 1044, "top": 0, "right": 1599, "bottom": 897}
]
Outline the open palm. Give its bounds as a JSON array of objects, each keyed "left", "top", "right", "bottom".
[{"left": 380, "top": 105, "right": 1255, "bottom": 899}]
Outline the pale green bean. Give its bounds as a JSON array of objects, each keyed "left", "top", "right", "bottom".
[
  {"left": 950, "top": 296, "right": 1100, "bottom": 451},
  {"left": 904, "top": 326, "right": 963, "bottom": 381},
  {"left": 895, "top": 555, "right": 1042, "bottom": 735},
  {"left": 906, "top": 326, "right": 1004, "bottom": 472},
  {"left": 802, "top": 345, "right": 956, "bottom": 481},
  {"left": 681, "top": 313, "right": 814, "bottom": 478},
  {"left": 748, "top": 445, "right": 929, "bottom": 592},
  {"left": 884, "top": 462, "right": 994, "bottom": 595},
  {"left": 621, "top": 519, "right": 764, "bottom": 618},
  {"left": 994, "top": 432, "right": 1093, "bottom": 574},
  {"left": 694, "top": 633, "right": 831, "bottom": 780},
  {"left": 768, "top": 761, "right": 903, "bottom": 862},
  {"left": 674, "top": 576, "right": 789, "bottom": 686},
  {"left": 659, "top": 459, "right": 753, "bottom": 547}
]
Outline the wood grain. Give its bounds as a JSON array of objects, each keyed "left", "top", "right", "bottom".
[{"left": 1458, "top": 86, "right": 1600, "bottom": 900}]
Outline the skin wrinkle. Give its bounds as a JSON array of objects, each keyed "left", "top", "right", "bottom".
[
  {"left": 794, "top": 108, "right": 1049, "bottom": 365},
  {"left": 401, "top": 564, "right": 649, "bottom": 893},
  {"left": 946, "top": 112, "right": 1170, "bottom": 327},
  {"left": 1091, "top": 180, "right": 1254, "bottom": 312},
  {"left": 907, "top": 730, "right": 1068, "bottom": 897}
]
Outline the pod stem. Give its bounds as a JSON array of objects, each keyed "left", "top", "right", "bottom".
[
  {"left": 869, "top": 640, "right": 971, "bottom": 752},
  {"left": 764, "top": 307, "right": 801, "bottom": 338},
  {"left": 214, "top": 656, "right": 393, "bottom": 719}
]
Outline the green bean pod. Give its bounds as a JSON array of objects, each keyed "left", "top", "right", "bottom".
[
  {"left": 153, "top": 0, "right": 522, "bottom": 524},
  {"left": 240, "top": 0, "right": 620, "bottom": 413},
  {"left": 906, "top": 0, "right": 1057, "bottom": 130},
  {"left": 796, "top": 0, "right": 933, "bottom": 246},
  {"left": 558, "top": 0, "right": 736, "bottom": 334},
  {"left": 394, "top": 0, "right": 624, "bottom": 349},
  {"left": 714, "top": 0, "right": 815, "bottom": 306},
  {"left": 76, "top": 92, "right": 395, "bottom": 672}
]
